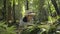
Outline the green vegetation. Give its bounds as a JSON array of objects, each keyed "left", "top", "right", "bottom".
[
  {"left": 0, "top": 21, "right": 16, "bottom": 34},
  {"left": 0, "top": 0, "right": 60, "bottom": 34}
]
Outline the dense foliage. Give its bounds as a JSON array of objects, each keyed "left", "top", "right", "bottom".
[
  {"left": 0, "top": 0, "right": 60, "bottom": 34},
  {"left": 0, "top": 21, "right": 16, "bottom": 34}
]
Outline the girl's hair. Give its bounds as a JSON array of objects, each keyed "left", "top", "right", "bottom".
[{"left": 23, "top": 16, "right": 28, "bottom": 22}]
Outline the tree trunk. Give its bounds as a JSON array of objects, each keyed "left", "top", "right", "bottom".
[
  {"left": 26, "top": 0, "right": 29, "bottom": 10},
  {"left": 51, "top": 0, "right": 60, "bottom": 15},
  {"left": 13, "top": 0, "right": 16, "bottom": 23},
  {"left": 6, "top": 0, "right": 13, "bottom": 26},
  {"left": 3, "top": 0, "right": 6, "bottom": 20}
]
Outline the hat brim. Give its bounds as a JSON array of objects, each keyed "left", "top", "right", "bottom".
[{"left": 27, "top": 13, "right": 36, "bottom": 15}]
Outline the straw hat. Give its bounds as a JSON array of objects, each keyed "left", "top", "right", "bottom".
[{"left": 25, "top": 10, "right": 36, "bottom": 16}]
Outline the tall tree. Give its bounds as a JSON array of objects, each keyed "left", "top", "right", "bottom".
[
  {"left": 13, "top": 0, "right": 16, "bottom": 23},
  {"left": 51, "top": 0, "right": 60, "bottom": 15},
  {"left": 6, "top": 0, "right": 13, "bottom": 26},
  {"left": 3, "top": 0, "right": 6, "bottom": 20},
  {"left": 26, "top": 0, "right": 29, "bottom": 10}
]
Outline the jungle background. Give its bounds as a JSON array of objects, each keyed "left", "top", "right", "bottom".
[{"left": 0, "top": 0, "right": 60, "bottom": 34}]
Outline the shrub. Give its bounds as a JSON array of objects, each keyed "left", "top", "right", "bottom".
[{"left": 0, "top": 21, "right": 16, "bottom": 34}]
